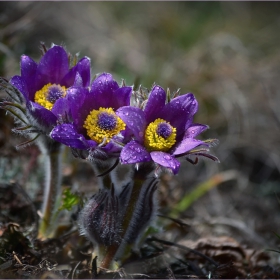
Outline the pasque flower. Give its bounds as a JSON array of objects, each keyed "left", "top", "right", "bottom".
[
  {"left": 50, "top": 73, "right": 132, "bottom": 156},
  {"left": 0, "top": 44, "right": 91, "bottom": 238},
  {"left": 9, "top": 44, "right": 91, "bottom": 133},
  {"left": 117, "top": 85, "right": 210, "bottom": 174}
]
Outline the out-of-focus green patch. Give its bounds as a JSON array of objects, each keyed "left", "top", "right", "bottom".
[
  {"left": 58, "top": 188, "right": 82, "bottom": 212},
  {"left": 171, "top": 170, "right": 238, "bottom": 218}
]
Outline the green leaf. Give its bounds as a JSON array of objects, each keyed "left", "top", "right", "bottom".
[{"left": 58, "top": 188, "right": 81, "bottom": 211}]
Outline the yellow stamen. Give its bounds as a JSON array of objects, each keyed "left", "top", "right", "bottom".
[
  {"left": 34, "top": 83, "right": 67, "bottom": 110},
  {"left": 144, "top": 118, "right": 176, "bottom": 152},
  {"left": 83, "top": 107, "right": 126, "bottom": 144}
]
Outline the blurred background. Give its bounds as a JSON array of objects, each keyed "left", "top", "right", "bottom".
[{"left": 1, "top": 1, "right": 280, "bottom": 254}]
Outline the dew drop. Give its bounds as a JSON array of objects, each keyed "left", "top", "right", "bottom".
[{"left": 164, "top": 155, "right": 171, "bottom": 160}]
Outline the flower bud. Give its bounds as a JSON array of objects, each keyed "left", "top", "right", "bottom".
[
  {"left": 79, "top": 178, "right": 158, "bottom": 251},
  {"left": 79, "top": 186, "right": 122, "bottom": 247}
]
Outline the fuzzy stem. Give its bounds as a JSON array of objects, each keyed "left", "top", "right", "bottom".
[
  {"left": 95, "top": 168, "right": 112, "bottom": 191},
  {"left": 38, "top": 143, "right": 63, "bottom": 239},
  {"left": 91, "top": 159, "right": 117, "bottom": 190},
  {"left": 99, "top": 244, "right": 119, "bottom": 271},
  {"left": 100, "top": 181, "right": 142, "bottom": 269},
  {"left": 100, "top": 163, "right": 154, "bottom": 269}
]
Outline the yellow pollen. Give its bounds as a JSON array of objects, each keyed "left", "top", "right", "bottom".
[
  {"left": 34, "top": 83, "right": 67, "bottom": 110},
  {"left": 144, "top": 118, "right": 176, "bottom": 152},
  {"left": 83, "top": 107, "right": 126, "bottom": 144}
]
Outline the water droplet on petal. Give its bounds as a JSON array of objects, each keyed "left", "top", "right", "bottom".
[{"left": 164, "top": 155, "right": 171, "bottom": 160}]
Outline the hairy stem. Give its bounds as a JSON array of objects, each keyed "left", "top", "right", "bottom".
[
  {"left": 91, "top": 159, "right": 117, "bottom": 190},
  {"left": 100, "top": 163, "right": 155, "bottom": 269},
  {"left": 100, "top": 181, "right": 142, "bottom": 269},
  {"left": 38, "top": 143, "right": 63, "bottom": 238}
]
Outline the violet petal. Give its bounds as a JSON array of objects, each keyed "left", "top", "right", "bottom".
[
  {"left": 117, "top": 106, "right": 146, "bottom": 143},
  {"left": 27, "top": 101, "right": 57, "bottom": 129},
  {"left": 9, "top": 76, "right": 29, "bottom": 101},
  {"left": 51, "top": 96, "right": 69, "bottom": 119},
  {"left": 172, "top": 138, "right": 207, "bottom": 156},
  {"left": 108, "top": 86, "right": 132, "bottom": 110},
  {"left": 67, "top": 87, "right": 89, "bottom": 132},
  {"left": 73, "top": 72, "right": 83, "bottom": 87},
  {"left": 150, "top": 151, "right": 180, "bottom": 174},
  {"left": 89, "top": 73, "right": 119, "bottom": 108},
  {"left": 36, "top": 46, "right": 69, "bottom": 90},
  {"left": 50, "top": 123, "right": 97, "bottom": 149},
  {"left": 20, "top": 55, "right": 38, "bottom": 99},
  {"left": 77, "top": 57, "right": 91, "bottom": 87},
  {"left": 184, "top": 124, "right": 209, "bottom": 138},
  {"left": 102, "top": 137, "right": 122, "bottom": 155},
  {"left": 159, "top": 93, "right": 198, "bottom": 138},
  {"left": 144, "top": 85, "right": 166, "bottom": 123},
  {"left": 61, "top": 57, "right": 91, "bottom": 88},
  {"left": 120, "top": 140, "right": 151, "bottom": 164}
]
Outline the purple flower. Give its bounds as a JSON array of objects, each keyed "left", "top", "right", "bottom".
[
  {"left": 117, "top": 85, "right": 210, "bottom": 174},
  {"left": 9, "top": 45, "right": 91, "bottom": 132},
  {"left": 50, "top": 73, "right": 132, "bottom": 155}
]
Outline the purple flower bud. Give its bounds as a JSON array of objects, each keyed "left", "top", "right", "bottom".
[
  {"left": 79, "top": 178, "right": 158, "bottom": 249},
  {"left": 79, "top": 186, "right": 122, "bottom": 246}
]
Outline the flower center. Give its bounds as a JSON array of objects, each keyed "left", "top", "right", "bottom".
[
  {"left": 144, "top": 118, "right": 176, "bottom": 152},
  {"left": 83, "top": 107, "right": 126, "bottom": 144},
  {"left": 34, "top": 83, "right": 67, "bottom": 110},
  {"left": 97, "top": 112, "right": 117, "bottom": 131},
  {"left": 156, "top": 122, "right": 173, "bottom": 139}
]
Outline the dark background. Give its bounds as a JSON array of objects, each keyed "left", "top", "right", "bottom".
[{"left": 1, "top": 1, "right": 280, "bottom": 257}]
